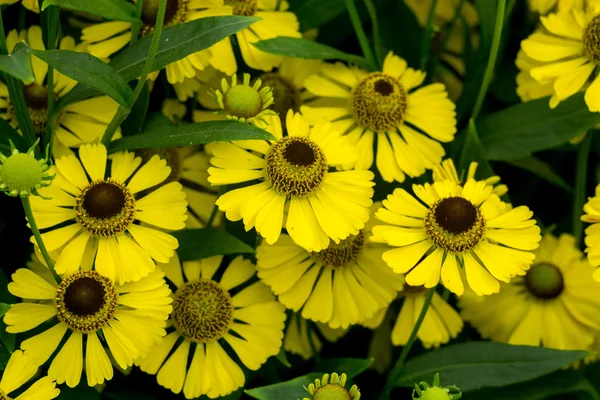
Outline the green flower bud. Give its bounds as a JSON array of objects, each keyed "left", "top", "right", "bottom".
[
  {"left": 413, "top": 373, "right": 462, "bottom": 400},
  {"left": 0, "top": 140, "right": 54, "bottom": 197},
  {"left": 303, "top": 373, "right": 361, "bottom": 400},
  {"left": 214, "top": 73, "right": 276, "bottom": 123}
]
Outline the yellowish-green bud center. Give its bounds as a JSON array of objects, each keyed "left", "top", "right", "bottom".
[
  {"left": 224, "top": 85, "right": 263, "bottom": 119},
  {"left": 421, "top": 387, "right": 451, "bottom": 400},
  {"left": 0, "top": 153, "right": 43, "bottom": 194},
  {"left": 524, "top": 262, "right": 564, "bottom": 299},
  {"left": 313, "top": 384, "right": 352, "bottom": 400}
]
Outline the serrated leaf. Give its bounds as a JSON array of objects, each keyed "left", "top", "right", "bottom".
[
  {"left": 29, "top": 48, "right": 132, "bottom": 107},
  {"left": 246, "top": 373, "right": 323, "bottom": 400},
  {"left": 0, "top": 42, "right": 34, "bottom": 83},
  {"left": 42, "top": 0, "right": 140, "bottom": 23},
  {"left": 173, "top": 228, "right": 255, "bottom": 261},
  {"left": 108, "top": 120, "right": 275, "bottom": 153},
  {"left": 478, "top": 93, "right": 600, "bottom": 160},
  {"left": 506, "top": 156, "right": 572, "bottom": 193},
  {"left": 458, "top": 119, "right": 494, "bottom": 179},
  {"left": 315, "top": 358, "right": 372, "bottom": 380},
  {"left": 289, "top": 0, "right": 345, "bottom": 30},
  {"left": 252, "top": 37, "right": 375, "bottom": 70},
  {"left": 394, "top": 342, "right": 590, "bottom": 392}
]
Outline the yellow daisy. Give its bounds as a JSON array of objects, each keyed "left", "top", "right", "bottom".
[
  {"left": 0, "top": 0, "right": 38, "bottom": 13},
  {"left": 137, "top": 253, "right": 286, "bottom": 399},
  {"left": 432, "top": 158, "right": 508, "bottom": 197},
  {"left": 515, "top": 48, "right": 556, "bottom": 103},
  {"left": 4, "top": 267, "right": 172, "bottom": 387},
  {"left": 372, "top": 179, "right": 541, "bottom": 296},
  {"left": 519, "top": 4, "right": 600, "bottom": 111},
  {"left": 528, "top": 0, "right": 584, "bottom": 14},
  {"left": 459, "top": 233, "right": 600, "bottom": 349},
  {"left": 582, "top": 183, "right": 600, "bottom": 277},
  {"left": 284, "top": 312, "right": 346, "bottom": 360},
  {"left": 0, "top": 350, "right": 59, "bottom": 400},
  {"left": 208, "top": 110, "right": 375, "bottom": 252},
  {"left": 80, "top": 0, "right": 211, "bottom": 84},
  {"left": 0, "top": 26, "right": 119, "bottom": 158},
  {"left": 301, "top": 52, "right": 457, "bottom": 183},
  {"left": 256, "top": 203, "right": 403, "bottom": 328},
  {"left": 303, "top": 373, "right": 361, "bottom": 400},
  {"left": 190, "top": 0, "right": 301, "bottom": 74},
  {"left": 30, "top": 143, "right": 187, "bottom": 284}
]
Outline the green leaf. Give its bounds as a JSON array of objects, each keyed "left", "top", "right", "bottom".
[
  {"left": 121, "top": 82, "right": 151, "bottom": 136},
  {"left": 315, "top": 358, "right": 372, "bottom": 380},
  {"left": 246, "top": 373, "right": 323, "bottom": 400},
  {"left": 0, "top": 118, "right": 29, "bottom": 156},
  {"left": 0, "top": 42, "right": 33, "bottom": 83},
  {"left": 252, "top": 37, "right": 375, "bottom": 71},
  {"left": 41, "top": 0, "right": 140, "bottom": 23},
  {"left": 288, "top": 0, "right": 345, "bottom": 30},
  {"left": 0, "top": 304, "right": 11, "bottom": 319},
  {"left": 458, "top": 119, "right": 495, "bottom": 179},
  {"left": 378, "top": 0, "right": 422, "bottom": 68},
  {"left": 108, "top": 120, "right": 275, "bottom": 153},
  {"left": 506, "top": 156, "right": 572, "bottom": 193},
  {"left": 29, "top": 48, "right": 132, "bottom": 107},
  {"left": 394, "top": 342, "right": 591, "bottom": 392},
  {"left": 275, "top": 348, "right": 291, "bottom": 368},
  {"left": 173, "top": 228, "right": 255, "bottom": 262},
  {"left": 478, "top": 93, "right": 600, "bottom": 160}
]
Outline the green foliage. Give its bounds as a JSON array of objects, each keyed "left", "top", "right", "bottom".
[
  {"left": 458, "top": 119, "right": 494, "bottom": 179},
  {"left": 0, "top": 42, "right": 33, "bottom": 83},
  {"left": 507, "top": 157, "right": 572, "bottom": 193},
  {"left": 288, "top": 0, "right": 346, "bottom": 30},
  {"left": 0, "top": 119, "right": 28, "bottom": 156},
  {"left": 315, "top": 357, "right": 373, "bottom": 379},
  {"left": 173, "top": 228, "right": 255, "bottom": 262},
  {"left": 41, "top": 0, "right": 140, "bottom": 23}
]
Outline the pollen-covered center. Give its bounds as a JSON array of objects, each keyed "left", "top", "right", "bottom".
[
  {"left": 259, "top": 73, "right": 302, "bottom": 122},
  {"left": 524, "top": 262, "right": 564, "bottom": 299},
  {"left": 313, "top": 384, "right": 352, "bottom": 400},
  {"left": 264, "top": 136, "right": 328, "bottom": 197},
  {"left": 584, "top": 15, "right": 600, "bottom": 64},
  {"left": 172, "top": 279, "right": 234, "bottom": 343},
  {"left": 350, "top": 72, "right": 408, "bottom": 132},
  {"left": 424, "top": 196, "right": 485, "bottom": 253},
  {"left": 0, "top": 388, "right": 12, "bottom": 400},
  {"left": 421, "top": 387, "right": 452, "bottom": 400},
  {"left": 0, "top": 153, "right": 43, "bottom": 194},
  {"left": 225, "top": 0, "right": 257, "bottom": 15},
  {"left": 224, "top": 85, "right": 263, "bottom": 119},
  {"left": 75, "top": 179, "right": 135, "bottom": 237},
  {"left": 55, "top": 270, "right": 118, "bottom": 334},
  {"left": 141, "top": 0, "right": 187, "bottom": 35},
  {"left": 312, "top": 232, "right": 364, "bottom": 268},
  {"left": 137, "top": 149, "right": 182, "bottom": 184}
]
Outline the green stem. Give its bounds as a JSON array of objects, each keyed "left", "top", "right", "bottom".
[
  {"left": 362, "top": 0, "right": 382, "bottom": 68},
  {"left": 574, "top": 133, "right": 593, "bottom": 248},
  {"left": 420, "top": 0, "right": 439, "bottom": 71},
  {"left": 101, "top": 0, "right": 167, "bottom": 147},
  {"left": 471, "top": 0, "right": 506, "bottom": 120},
  {"left": 379, "top": 286, "right": 436, "bottom": 400},
  {"left": 21, "top": 196, "right": 61, "bottom": 283},
  {"left": 343, "top": 0, "right": 376, "bottom": 69},
  {"left": 130, "top": 0, "right": 144, "bottom": 45}
]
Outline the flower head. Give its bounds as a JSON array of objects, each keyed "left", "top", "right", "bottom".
[
  {"left": 4, "top": 267, "right": 172, "bottom": 387},
  {"left": 214, "top": 73, "right": 275, "bottom": 123},
  {"left": 373, "top": 179, "right": 541, "bottom": 296},
  {"left": 0, "top": 140, "right": 54, "bottom": 197},
  {"left": 0, "top": 350, "right": 59, "bottom": 400},
  {"left": 413, "top": 373, "right": 461, "bottom": 400},
  {"left": 137, "top": 254, "right": 285, "bottom": 399},
  {"left": 303, "top": 373, "right": 361, "bottom": 400},
  {"left": 582, "top": 183, "right": 600, "bottom": 276}
]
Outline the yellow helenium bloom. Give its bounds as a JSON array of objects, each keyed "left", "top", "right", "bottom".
[
  {"left": 30, "top": 143, "right": 187, "bottom": 284},
  {"left": 256, "top": 204, "right": 403, "bottom": 328},
  {"left": 433, "top": 158, "right": 508, "bottom": 197},
  {"left": 0, "top": 350, "right": 59, "bottom": 400},
  {"left": 528, "top": 0, "right": 584, "bottom": 14},
  {"left": 0, "top": 27, "right": 119, "bottom": 158},
  {"left": 460, "top": 233, "right": 600, "bottom": 349},
  {"left": 137, "top": 254, "right": 285, "bottom": 399},
  {"left": 301, "top": 52, "right": 457, "bottom": 183},
  {"left": 4, "top": 268, "right": 172, "bottom": 387},
  {"left": 208, "top": 110, "right": 375, "bottom": 252},
  {"left": 284, "top": 312, "right": 347, "bottom": 360},
  {"left": 515, "top": 48, "right": 556, "bottom": 103},
  {"left": 303, "top": 373, "right": 361, "bottom": 400},
  {"left": 372, "top": 179, "right": 541, "bottom": 296},
  {"left": 520, "top": 4, "right": 600, "bottom": 111},
  {"left": 0, "top": 0, "right": 38, "bottom": 12},
  {"left": 582, "top": 183, "right": 600, "bottom": 277}
]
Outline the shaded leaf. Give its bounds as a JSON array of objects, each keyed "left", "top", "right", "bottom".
[
  {"left": 173, "top": 228, "right": 255, "bottom": 262},
  {"left": 0, "top": 118, "right": 29, "bottom": 156},
  {"left": 315, "top": 358, "right": 372, "bottom": 380},
  {"left": 58, "top": 382, "right": 102, "bottom": 399},
  {"left": 246, "top": 373, "right": 323, "bottom": 400},
  {"left": 506, "top": 156, "right": 572, "bottom": 193},
  {"left": 29, "top": 48, "right": 132, "bottom": 106},
  {"left": 394, "top": 342, "right": 590, "bottom": 392},
  {"left": 121, "top": 82, "right": 151, "bottom": 136},
  {"left": 378, "top": 0, "right": 422, "bottom": 68},
  {"left": 253, "top": 37, "right": 375, "bottom": 70},
  {"left": 275, "top": 348, "right": 291, "bottom": 368},
  {"left": 0, "top": 304, "right": 11, "bottom": 319},
  {"left": 289, "top": 0, "right": 346, "bottom": 30},
  {"left": 42, "top": 0, "right": 140, "bottom": 23},
  {"left": 0, "top": 42, "right": 33, "bottom": 83},
  {"left": 108, "top": 120, "right": 275, "bottom": 153},
  {"left": 458, "top": 119, "right": 495, "bottom": 179}
]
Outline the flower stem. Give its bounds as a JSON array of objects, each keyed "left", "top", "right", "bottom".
[
  {"left": 362, "top": 0, "right": 382, "bottom": 68},
  {"left": 420, "top": 0, "right": 439, "bottom": 71},
  {"left": 101, "top": 0, "right": 167, "bottom": 147},
  {"left": 471, "top": 0, "right": 506, "bottom": 120},
  {"left": 343, "top": 0, "right": 376, "bottom": 70},
  {"left": 21, "top": 195, "right": 61, "bottom": 283},
  {"left": 574, "top": 133, "right": 593, "bottom": 248},
  {"left": 379, "top": 286, "right": 437, "bottom": 400}
]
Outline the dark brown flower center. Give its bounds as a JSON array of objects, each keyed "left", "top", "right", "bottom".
[
  {"left": 285, "top": 141, "right": 315, "bottom": 166},
  {"left": 82, "top": 182, "right": 126, "bottom": 219},
  {"left": 312, "top": 233, "right": 364, "bottom": 268},
  {"left": 225, "top": 0, "right": 257, "bottom": 15},
  {"left": 141, "top": 0, "right": 187, "bottom": 35},
  {"left": 64, "top": 276, "right": 106, "bottom": 316},
  {"left": 524, "top": 262, "right": 564, "bottom": 299},
  {"left": 434, "top": 197, "right": 477, "bottom": 234},
  {"left": 584, "top": 15, "right": 600, "bottom": 64}
]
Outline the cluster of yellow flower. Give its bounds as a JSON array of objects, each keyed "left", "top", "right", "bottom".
[{"left": 1, "top": 0, "right": 600, "bottom": 399}]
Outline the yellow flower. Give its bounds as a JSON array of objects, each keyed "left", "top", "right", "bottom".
[
  {"left": 527, "top": 0, "right": 584, "bottom": 14},
  {"left": 301, "top": 52, "right": 457, "bottom": 183},
  {"left": 515, "top": 49, "right": 556, "bottom": 103},
  {"left": 208, "top": 110, "right": 375, "bottom": 252},
  {"left": 137, "top": 254, "right": 285, "bottom": 399},
  {"left": 582, "top": 183, "right": 600, "bottom": 277},
  {"left": 303, "top": 373, "right": 361, "bottom": 400},
  {"left": 432, "top": 158, "right": 508, "bottom": 197},
  {"left": 4, "top": 267, "right": 172, "bottom": 387},
  {"left": 0, "top": 350, "right": 59, "bottom": 400},
  {"left": 284, "top": 312, "right": 347, "bottom": 360},
  {"left": 519, "top": 4, "right": 600, "bottom": 111},
  {"left": 213, "top": 73, "right": 275, "bottom": 123},
  {"left": 256, "top": 204, "right": 403, "bottom": 328},
  {"left": 30, "top": 143, "right": 188, "bottom": 284},
  {"left": 0, "top": 26, "right": 119, "bottom": 157},
  {"left": 460, "top": 233, "right": 600, "bottom": 349},
  {"left": 373, "top": 179, "right": 541, "bottom": 296},
  {"left": 0, "top": 0, "right": 38, "bottom": 13}
]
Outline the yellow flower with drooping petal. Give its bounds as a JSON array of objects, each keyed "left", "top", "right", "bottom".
[
  {"left": 373, "top": 179, "right": 541, "bottom": 296},
  {"left": 582, "top": 183, "right": 600, "bottom": 277},
  {"left": 208, "top": 110, "right": 375, "bottom": 252},
  {"left": 4, "top": 267, "right": 172, "bottom": 387},
  {"left": 433, "top": 158, "right": 508, "bottom": 197},
  {"left": 460, "top": 233, "right": 600, "bottom": 350},
  {"left": 0, "top": 350, "right": 59, "bottom": 399},
  {"left": 301, "top": 52, "right": 457, "bottom": 183},
  {"left": 284, "top": 312, "right": 347, "bottom": 360},
  {"left": 137, "top": 253, "right": 285, "bottom": 399},
  {"left": 30, "top": 143, "right": 187, "bottom": 284}
]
